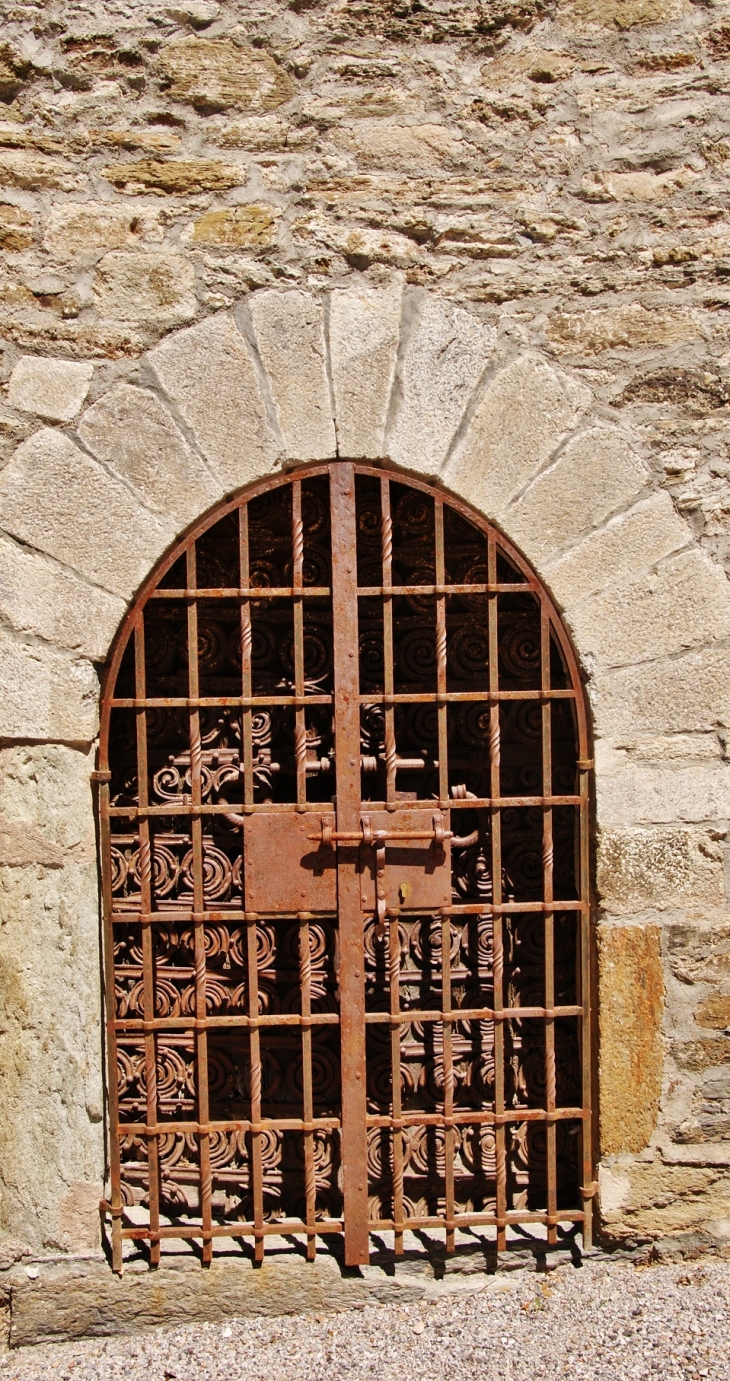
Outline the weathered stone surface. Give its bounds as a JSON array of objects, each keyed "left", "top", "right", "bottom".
[
  {"left": 148, "top": 312, "right": 280, "bottom": 489},
  {"left": 443, "top": 353, "right": 590, "bottom": 515},
  {"left": 8, "top": 1254, "right": 427, "bottom": 1348},
  {"left": 329, "top": 279, "right": 403, "bottom": 458},
  {"left": 598, "top": 924, "right": 664, "bottom": 1156},
  {"left": 185, "top": 205, "right": 279, "bottom": 248},
  {"left": 44, "top": 202, "right": 163, "bottom": 259},
  {"left": 568, "top": 549, "right": 730, "bottom": 670},
  {"left": 77, "top": 384, "right": 222, "bottom": 527},
  {"left": 594, "top": 645, "right": 730, "bottom": 740},
  {"left": 561, "top": 0, "right": 689, "bottom": 26},
  {"left": 546, "top": 303, "right": 699, "bottom": 355},
  {"left": 0, "top": 429, "right": 169, "bottom": 599},
  {"left": 0, "top": 630, "right": 98, "bottom": 742},
  {"left": 596, "top": 826, "right": 725, "bottom": 912},
  {"left": 101, "top": 158, "right": 245, "bottom": 194},
  {"left": 7, "top": 356, "right": 93, "bottom": 422},
  {"left": 1, "top": 321, "right": 144, "bottom": 360},
  {"left": 248, "top": 290, "right": 336, "bottom": 461},
  {"left": 544, "top": 492, "right": 691, "bottom": 610},
  {"left": 93, "top": 251, "right": 197, "bottom": 328},
  {"left": 158, "top": 37, "right": 294, "bottom": 114},
  {"left": 0, "top": 534, "right": 124, "bottom": 662},
  {"left": 0, "top": 745, "right": 103, "bottom": 1251},
  {"left": 696, "top": 994, "right": 730, "bottom": 1031},
  {"left": 504, "top": 426, "right": 648, "bottom": 566},
  {"left": 386, "top": 294, "right": 494, "bottom": 475},
  {"left": 601, "top": 1162, "right": 730, "bottom": 1241},
  {"left": 0, "top": 150, "right": 83, "bottom": 191},
  {"left": 335, "top": 121, "right": 467, "bottom": 174},
  {"left": 597, "top": 761, "right": 730, "bottom": 826},
  {"left": 0, "top": 204, "right": 33, "bottom": 252}
]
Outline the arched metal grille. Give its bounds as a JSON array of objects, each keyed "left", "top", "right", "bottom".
[{"left": 98, "top": 462, "right": 592, "bottom": 1271}]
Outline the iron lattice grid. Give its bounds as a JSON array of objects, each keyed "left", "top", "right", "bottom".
[{"left": 98, "top": 462, "right": 593, "bottom": 1271}]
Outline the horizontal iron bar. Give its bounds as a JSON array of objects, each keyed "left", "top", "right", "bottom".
[
  {"left": 115, "top": 1013, "right": 340, "bottom": 1030},
  {"left": 117, "top": 1118, "right": 341, "bottom": 1135},
  {"left": 115, "top": 1221, "right": 344, "bottom": 1241},
  {"left": 149, "top": 587, "right": 330, "bottom": 600},
  {"left": 365, "top": 1108, "right": 587, "bottom": 1128},
  {"left": 363, "top": 1006, "right": 583, "bottom": 1022},
  {"left": 108, "top": 695, "right": 333, "bottom": 709},
  {"left": 369, "top": 1210, "right": 585, "bottom": 1232},
  {"left": 110, "top": 909, "right": 337, "bottom": 923},
  {"left": 357, "top": 691, "right": 577, "bottom": 703},
  {"left": 358, "top": 583, "right": 529, "bottom": 596}
]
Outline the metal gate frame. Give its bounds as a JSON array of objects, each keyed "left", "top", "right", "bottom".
[{"left": 97, "top": 461, "right": 593, "bottom": 1271}]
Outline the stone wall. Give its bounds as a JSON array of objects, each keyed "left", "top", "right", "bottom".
[{"left": 1, "top": 0, "right": 730, "bottom": 1260}]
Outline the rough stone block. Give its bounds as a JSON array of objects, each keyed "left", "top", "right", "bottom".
[
  {"left": 0, "top": 150, "right": 83, "bottom": 191},
  {"left": 593, "top": 645, "right": 730, "bottom": 740},
  {"left": 77, "top": 384, "right": 223, "bottom": 528},
  {"left": 102, "top": 158, "right": 245, "bottom": 195},
  {"left": 386, "top": 294, "right": 494, "bottom": 474},
  {"left": 0, "top": 534, "right": 124, "bottom": 662},
  {"left": 7, "top": 355, "right": 93, "bottom": 422},
  {"left": 248, "top": 290, "right": 336, "bottom": 461},
  {"left": 598, "top": 923, "right": 664, "bottom": 1156},
  {"left": 335, "top": 121, "right": 467, "bottom": 174},
  {"left": 443, "top": 352, "right": 589, "bottom": 516},
  {"left": 44, "top": 202, "right": 163, "bottom": 259},
  {"left": 0, "top": 746, "right": 103, "bottom": 1251},
  {"left": 596, "top": 826, "right": 725, "bottom": 913},
  {"left": 148, "top": 312, "right": 280, "bottom": 490},
  {"left": 568, "top": 548, "right": 730, "bottom": 671},
  {"left": 504, "top": 425, "right": 648, "bottom": 566},
  {"left": 329, "top": 279, "right": 403, "bottom": 458},
  {"left": 0, "top": 629, "right": 98, "bottom": 741},
  {"left": 546, "top": 302, "right": 698, "bottom": 355},
  {"left": 597, "top": 761, "right": 730, "bottom": 827},
  {"left": 94, "top": 250, "right": 197, "bottom": 328},
  {"left": 544, "top": 492, "right": 691, "bottom": 610},
  {"left": 185, "top": 205, "right": 280, "bottom": 248},
  {"left": 0, "top": 429, "right": 170, "bottom": 598},
  {"left": 157, "top": 37, "right": 294, "bottom": 114},
  {"left": 600, "top": 1162, "right": 730, "bottom": 1242}
]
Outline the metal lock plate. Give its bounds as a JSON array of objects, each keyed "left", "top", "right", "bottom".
[
  {"left": 357, "top": 809, "right": 452, "bottom": 913},
  {"left": 243, "top": 812, "right": 336, "bottom": 912}
]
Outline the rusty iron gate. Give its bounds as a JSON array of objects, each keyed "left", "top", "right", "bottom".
[{"left": 98, "top": 462, "right": 593, "bottom": 1271}]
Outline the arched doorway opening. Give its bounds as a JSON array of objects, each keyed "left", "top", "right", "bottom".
[{"left": 98, "top": 461, "right": 592, "bottom": 1271}]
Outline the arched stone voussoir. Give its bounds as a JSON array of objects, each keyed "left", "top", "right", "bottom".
[
  {"left": 329, "top": 278, "right": 404, "bottom": 460},
  {"left": 0, "top": 428, "right": 173, "bottom": 602},
  {"left": 147, "top": 311, "right": 282, "bottom": 489},
  {"left": 384, "top": 294, "right": 495, "bottom": 475},
  {"left": 441, "top": 351, "right": 591, "bottom": 519},
  {"left": 248, "top": 289, "right": 336, "bottom": 463},
  {"left": 502, "top": 424, "right": 649, "bottom": 571},
  {"left": 0, "top": 626, "right": 99, "bottom": 743},
  {"left": 76, "top": 383, "right": 225, "bottom": 531}
]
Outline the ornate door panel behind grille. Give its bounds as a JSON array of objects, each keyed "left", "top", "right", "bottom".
[{"left": 98, "top": 462, "right": 592, "bottom": 1272}]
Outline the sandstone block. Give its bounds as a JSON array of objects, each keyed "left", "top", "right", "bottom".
[
  {"left": 0, "top": 746, "right": 104, "bottom": 1249},
  {"left": 0, "top": 533, "right": 124, "bottom": 662},
  {"left": 696, "top": 994, "right": 730, "bottom": 1031},
  {"left": 598, "top": 923, "right": 664, "bottom": 1156},
  {"left": 594, "top": 645, "right": 730, "bottom": 740},
  {"left": 596, "top": 826, "right": 725, "bottom": 912},
  {"left": 78, "top": 383, "right": 222, "bottom": 527},
  {"left": 44, "top": 202, "right": 163, "bottom": 259},
  {"left": 0, "top": 203, "right": 33, "bottom": 252},
  {"left": 248, "top": 290, "right": 336, "bottom": 461},
  {"left": 545, "top": 492, "right": 691, "bottom": 610},
  {"left": 568, "top": 549, "right": 730, "bottom": 671},
  {"left": 148, "top": 312, "right": 280, "bottom": 489},
  {"left": 386, "top": 295, "right": 494, "bottom": 475},
  {"left": 93, "top": 251, "right": 197, "bottom": 328},
  {"left": 158, "top": 37, "right": 294, "bottom": 114},
  {"left": 335, "top": 121, "right": 467, "bottom": 174},
  {"left": 0, "top": 150, "right": 83, "bottom": 191},
  {"left": 329, "top": 279, "right": 403, "bottom": 458},
  {"left": 101, "top": 158, "right": 245, "bottom": 195},
  {"left": 546, "top": 302, "right": 698, "bottom": 356},
  {"left": 0, "top": 429, "right": 169, "bottom": 598},
  {"left": 2, "top": 320, "right": 144, "bottom": 360},
  {"left": 504, "top": 425, "right": 648, "bottom": 566},
  {"left": 7, "top": 356, "right": 93, "bottom": 422},
  {"left": 443, "top": 352, "right": 589, "bottom": 516},
  {"left": 0, "top": 629, "right": 98, "bottom": 741},
  {"left": 602, "top": 1161, "right": 730, "bottom": 1241},
  {"left": 561, "top": 0, "right": 690, "bottom": 27},
  {"left": 295, "top": 217, "right": 419, "bottom": 270},
  {"left": 185, "top": 205, "right": 279, "bottom": 249},
  {"left": 597, "top": 761, "right": 730, "bottom": 827}
]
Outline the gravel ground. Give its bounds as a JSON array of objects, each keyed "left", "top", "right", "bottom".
[{"left": 2, "top": 1256, "right": 730, "bottom": 1380}]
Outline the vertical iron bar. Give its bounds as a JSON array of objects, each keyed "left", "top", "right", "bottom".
[
  {"left": 389, "top": 909, "right": 404, "bottom": 1255},
  {"left": 578, "top": 727, "right": 593, "bottom": 1249},
  {"left": 299, "top": 912, "right": 317, "bottom": 1261},
  {"left": 441, "top": 909, "right": 456, "bottom": 1255},
  {"left": 331, "top": 462, "right": 370, "bottom": 1266},
  {"left": 381, "top": 477, "right": 396, "bottom": 812},
  {"left": 187, "top": 544, "right": 213, "bottom": 1266},
  {"left": 239, "top": 505, "right": 254, "bottom": 808},
  {"left": 246, "top": 911, "right": 265, "bottom": 1262},
  {"left": 487, "top": 535, "right": 507, "bottom": 1254},
  {"left": 293, "top": 481, "right": 307, "bottom": 811},
  {"left": 541, "top": 604, "right": 557, "bottom": 1247},
  {"left": 98, "top": 767, "right": 123, "bottom": 1273},
  {"left": 135, "top": 617, "right": 161, "bottom": 1267},
  {"left": 434, "top": 498, "right": 449, "bottom": 810}
]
